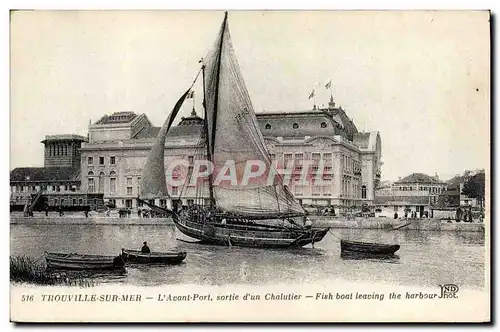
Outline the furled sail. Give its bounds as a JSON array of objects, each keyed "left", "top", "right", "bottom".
[
  {"left": 203, "top": 13, "right": 305, "bottom": 217},
  {"left": 139, "top": 89, "right": 192, "bottom": 199}
]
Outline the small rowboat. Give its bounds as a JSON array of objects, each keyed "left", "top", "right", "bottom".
[
  {"left": 44, "top": 252, "right": 125, "bottom": 270},
  {"left": 121, "top": 249, "right": 187, "bottom": 265},
  {"left": 340, "top": 240, "right": 400, "bottom": 255}
]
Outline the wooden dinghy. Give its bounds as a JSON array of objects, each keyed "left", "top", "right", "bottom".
[
  {"left": 44, "top": 252, "right": 125, "bottom": 270},
  {"left": 340, "top": 240, "right": 400, "bottom": 255},
  {"left": 121, "top": 249, "right": 187, "bottom": 265}
]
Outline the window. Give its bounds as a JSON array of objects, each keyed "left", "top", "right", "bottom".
[
  {"left": 362, "top": 185, "right": 367, "bottom": 199},
  {"left": 312, "top": 184, "right": 322, "bottom": 196},
  {"left": 294, "top": 185, "right": 303, "bottom": 196},
  {"left": 284, "top": 153, "right": 293, "bottom": 168},
  {"left": 110, "top": 171, "right": 116, "bottom": 194},
  {"left": 323, "top": 179, "right": 332, "bottom": 195},
  {"left": 72, "top": 199, "right": 76, "bottom": 206},
  {"left": 137, "top": 177, "right": 141, "bottom": 193},
  {"left": 110, "top": 156, "right": 116, "bottom": 165},
  {"left": 312, "top": 153, "right": 321, "bottom": 171},
  {"left": 265, "top": 124, "right": 271, "bottom": 130},
  {"left": 161, "top": 199, "right": 168, "bottom": 207},
  {"left": 88, "top": 178, "right": 95, "bottom": 193},
  {"left": 188, "top": 156, "right": 194, "bottom": 165},
  {"left": 293, "top": 123, "right": 299, "bottom": 129},
  {"left": 88, "top": 156, "right": 93, "bottom": 165},
  {"left": 295, "top": 154, "right": 303, "bottom": 171},
  {"left": 99, "top": 156, "right": 105, "bottom": 165},
  {"left": 126, "top": 177, "right": 133, "bottom": 195},
  {"left": 324, "top": 153, "right": 332, "bottom": 171},
  {"left": 98, "top": 172, "right": 105, "bottom": 193},
  {"left": 125, "top": 199, "right": 132, "bottom": 208},
  {"left": 171, "top": 186, "right": 179, "bottom": 196},
  {"left": 321, "top": 122, "right": 327, "bottom": 128}
]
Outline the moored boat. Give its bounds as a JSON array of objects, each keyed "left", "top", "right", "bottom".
[
  {"left": 121, "top": 249, "right": 187, "bottom": 264},
  {"left": 340, "top": 240, "right": 400, "bottom": 255},
  {"left": 44, "top": 252, "right": 125, "bottom": 270}
]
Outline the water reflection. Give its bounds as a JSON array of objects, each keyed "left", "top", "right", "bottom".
[
  {"left": 340, "top": 251, "right": 401, "bottom": 264},
  {"left": 10, "top": 223, "right": 485, "bottom": 289},
  {"left": 46, "top": 267, "right": 128, "bottom": 284}
]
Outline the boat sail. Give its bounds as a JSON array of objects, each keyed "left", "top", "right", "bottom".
[{"left": 140, "top": 12, "right": 329, "bottom": 248}]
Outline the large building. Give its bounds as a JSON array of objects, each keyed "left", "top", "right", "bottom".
[
  {"left": 10, "top": 134, "right": 104, "bottom": 211},
  {"left": 79, "top": 97, "right": 382, "bottom": 210},
  {"left": 374, "top": 172, "right": 448, "bottom": 218},
  {"left": 391, "top": 173, "right": 447, "bottom": 206}
]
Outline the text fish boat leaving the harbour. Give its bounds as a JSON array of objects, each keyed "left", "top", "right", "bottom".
[
  {"left": 340, "top": 240, "right": 400, "bottom": 255},
  {"left": 121, "top": 249, "right": 187, "bottom": 264},
  {"left": 137, "top": 12, "right": 330, "bottom": 249},
  {"left": 44, "top": 252, "right": 125, "bottom": 270}
]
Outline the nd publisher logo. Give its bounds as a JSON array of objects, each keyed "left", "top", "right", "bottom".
[{"left": 438, "top": 284, "right": 459, "bottom": 299}]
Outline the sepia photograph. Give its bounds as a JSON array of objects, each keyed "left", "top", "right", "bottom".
[{"left": 8, "top": 9, "right": 490, "bottom": 323}]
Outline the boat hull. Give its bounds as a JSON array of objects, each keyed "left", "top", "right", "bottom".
[
  {"left": 173, "top": 214, "right": 329, "bottom": 248},
  {"left": 121, "top": 249, "right": 187, "bottom": 264},
  {"left": 44, "top": 252, "right": 125, "bottom": 270},
  {"left": 340, "top": 240, "right": 400, "bottom": 255}
]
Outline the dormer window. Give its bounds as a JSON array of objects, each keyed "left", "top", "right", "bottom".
[
  {"left": 293, "top": 123, "right": 299, "bottom": 129},
  {"left": 321, "top": 122, "right": 327, "bottom": 128},
  {"left": 265, "top": 124, "right": 271, "bottom": 130}
]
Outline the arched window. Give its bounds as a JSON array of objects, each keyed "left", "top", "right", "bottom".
[
  {"left": 88, "top": 171, "right": 95, "bottom": 193},
  {"left": 110, "top": 171, "right": 117, "bottom": 194},
  {"left": 321, "top": 122, "right": 327, "bottom": 128},
  {"left": 98, "top": 172, "right": 105, "bottom": 193},
  {"left": 361, "top": 185, "right": 367, "bottom": 199},
  {"left": 265, "top": 124, "right": 271, "bottom": 130},
  {"left": 293, "top": 123, "right": 299, "bottom": 129}
]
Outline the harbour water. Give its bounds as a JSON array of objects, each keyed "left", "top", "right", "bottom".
[{"left": 10, "top": 223, "right": 485, "bottom": 289}]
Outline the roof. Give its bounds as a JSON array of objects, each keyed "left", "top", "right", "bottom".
[
  {"left": 41, "top": 134, "right": 87, "bottom": 143},
  {"left": 10, "top": 167, "right": 80, "bottom": 182},
  {"left": 256, "top": 108, "right": 357, "bottom": 140},
  {"left": 133, "top": 126, "right": 161, "bottom": 139},
  {"left": 374, "top": 195, "right": 430, "bottom": 205},
  {"left": 132, "top": 111, "right": 205, "bottom": 140},
  {"left": 95, "top": 112, "right": 137, "bottom": 125},
  {"left": 395, "top": 173, "right": 445, "bottom": 184}
]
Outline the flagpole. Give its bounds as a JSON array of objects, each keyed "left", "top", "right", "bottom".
[{"left": 192, "top": 91, "right": 196, "bottom": 113}]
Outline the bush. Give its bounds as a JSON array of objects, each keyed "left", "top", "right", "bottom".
[{"left": 10, "top": 255, "right": 96, "bottom": 287}]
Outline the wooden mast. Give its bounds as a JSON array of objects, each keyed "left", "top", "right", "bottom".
[{"left": 205, "top": 11, "right": 228, "bottom": 208}]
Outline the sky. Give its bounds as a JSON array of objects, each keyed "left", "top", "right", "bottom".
[{"left": 9, "top": 10, "right": 490, "bottom": 182}]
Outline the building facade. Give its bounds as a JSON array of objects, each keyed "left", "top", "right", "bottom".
[
  {"left": 80, "top": 97, "right": 382, "bottom": 210},
  {"left": 10, "top": 134, "right": 105, "bottom": 211},
  {"left": 390, "top": 173, "right": 447, "bottom": 206}
]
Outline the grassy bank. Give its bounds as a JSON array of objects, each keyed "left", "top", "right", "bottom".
[{"left": 10, "top": 255, "right": 96, "bottom": 287}]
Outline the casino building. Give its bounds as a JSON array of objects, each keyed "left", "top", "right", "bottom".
[{"left": 79, "top": 96, "right": 382, "bottom": 211}]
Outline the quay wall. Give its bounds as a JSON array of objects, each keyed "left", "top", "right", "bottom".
[{"left": 10, "top": 213, "right": 485, "bottom": 232}]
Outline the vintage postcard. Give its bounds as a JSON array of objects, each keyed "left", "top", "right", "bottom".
[{"left": 9, "top": 10, "right": 490, "bottom": 323}]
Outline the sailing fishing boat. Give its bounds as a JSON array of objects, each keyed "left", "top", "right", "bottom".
[{"left": 139, "top": 12, "right": 329, "bottom": 248}]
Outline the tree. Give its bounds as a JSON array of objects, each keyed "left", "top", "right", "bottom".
[{"left": 461, "top": 172, "right": 485, "bottom": 208}]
